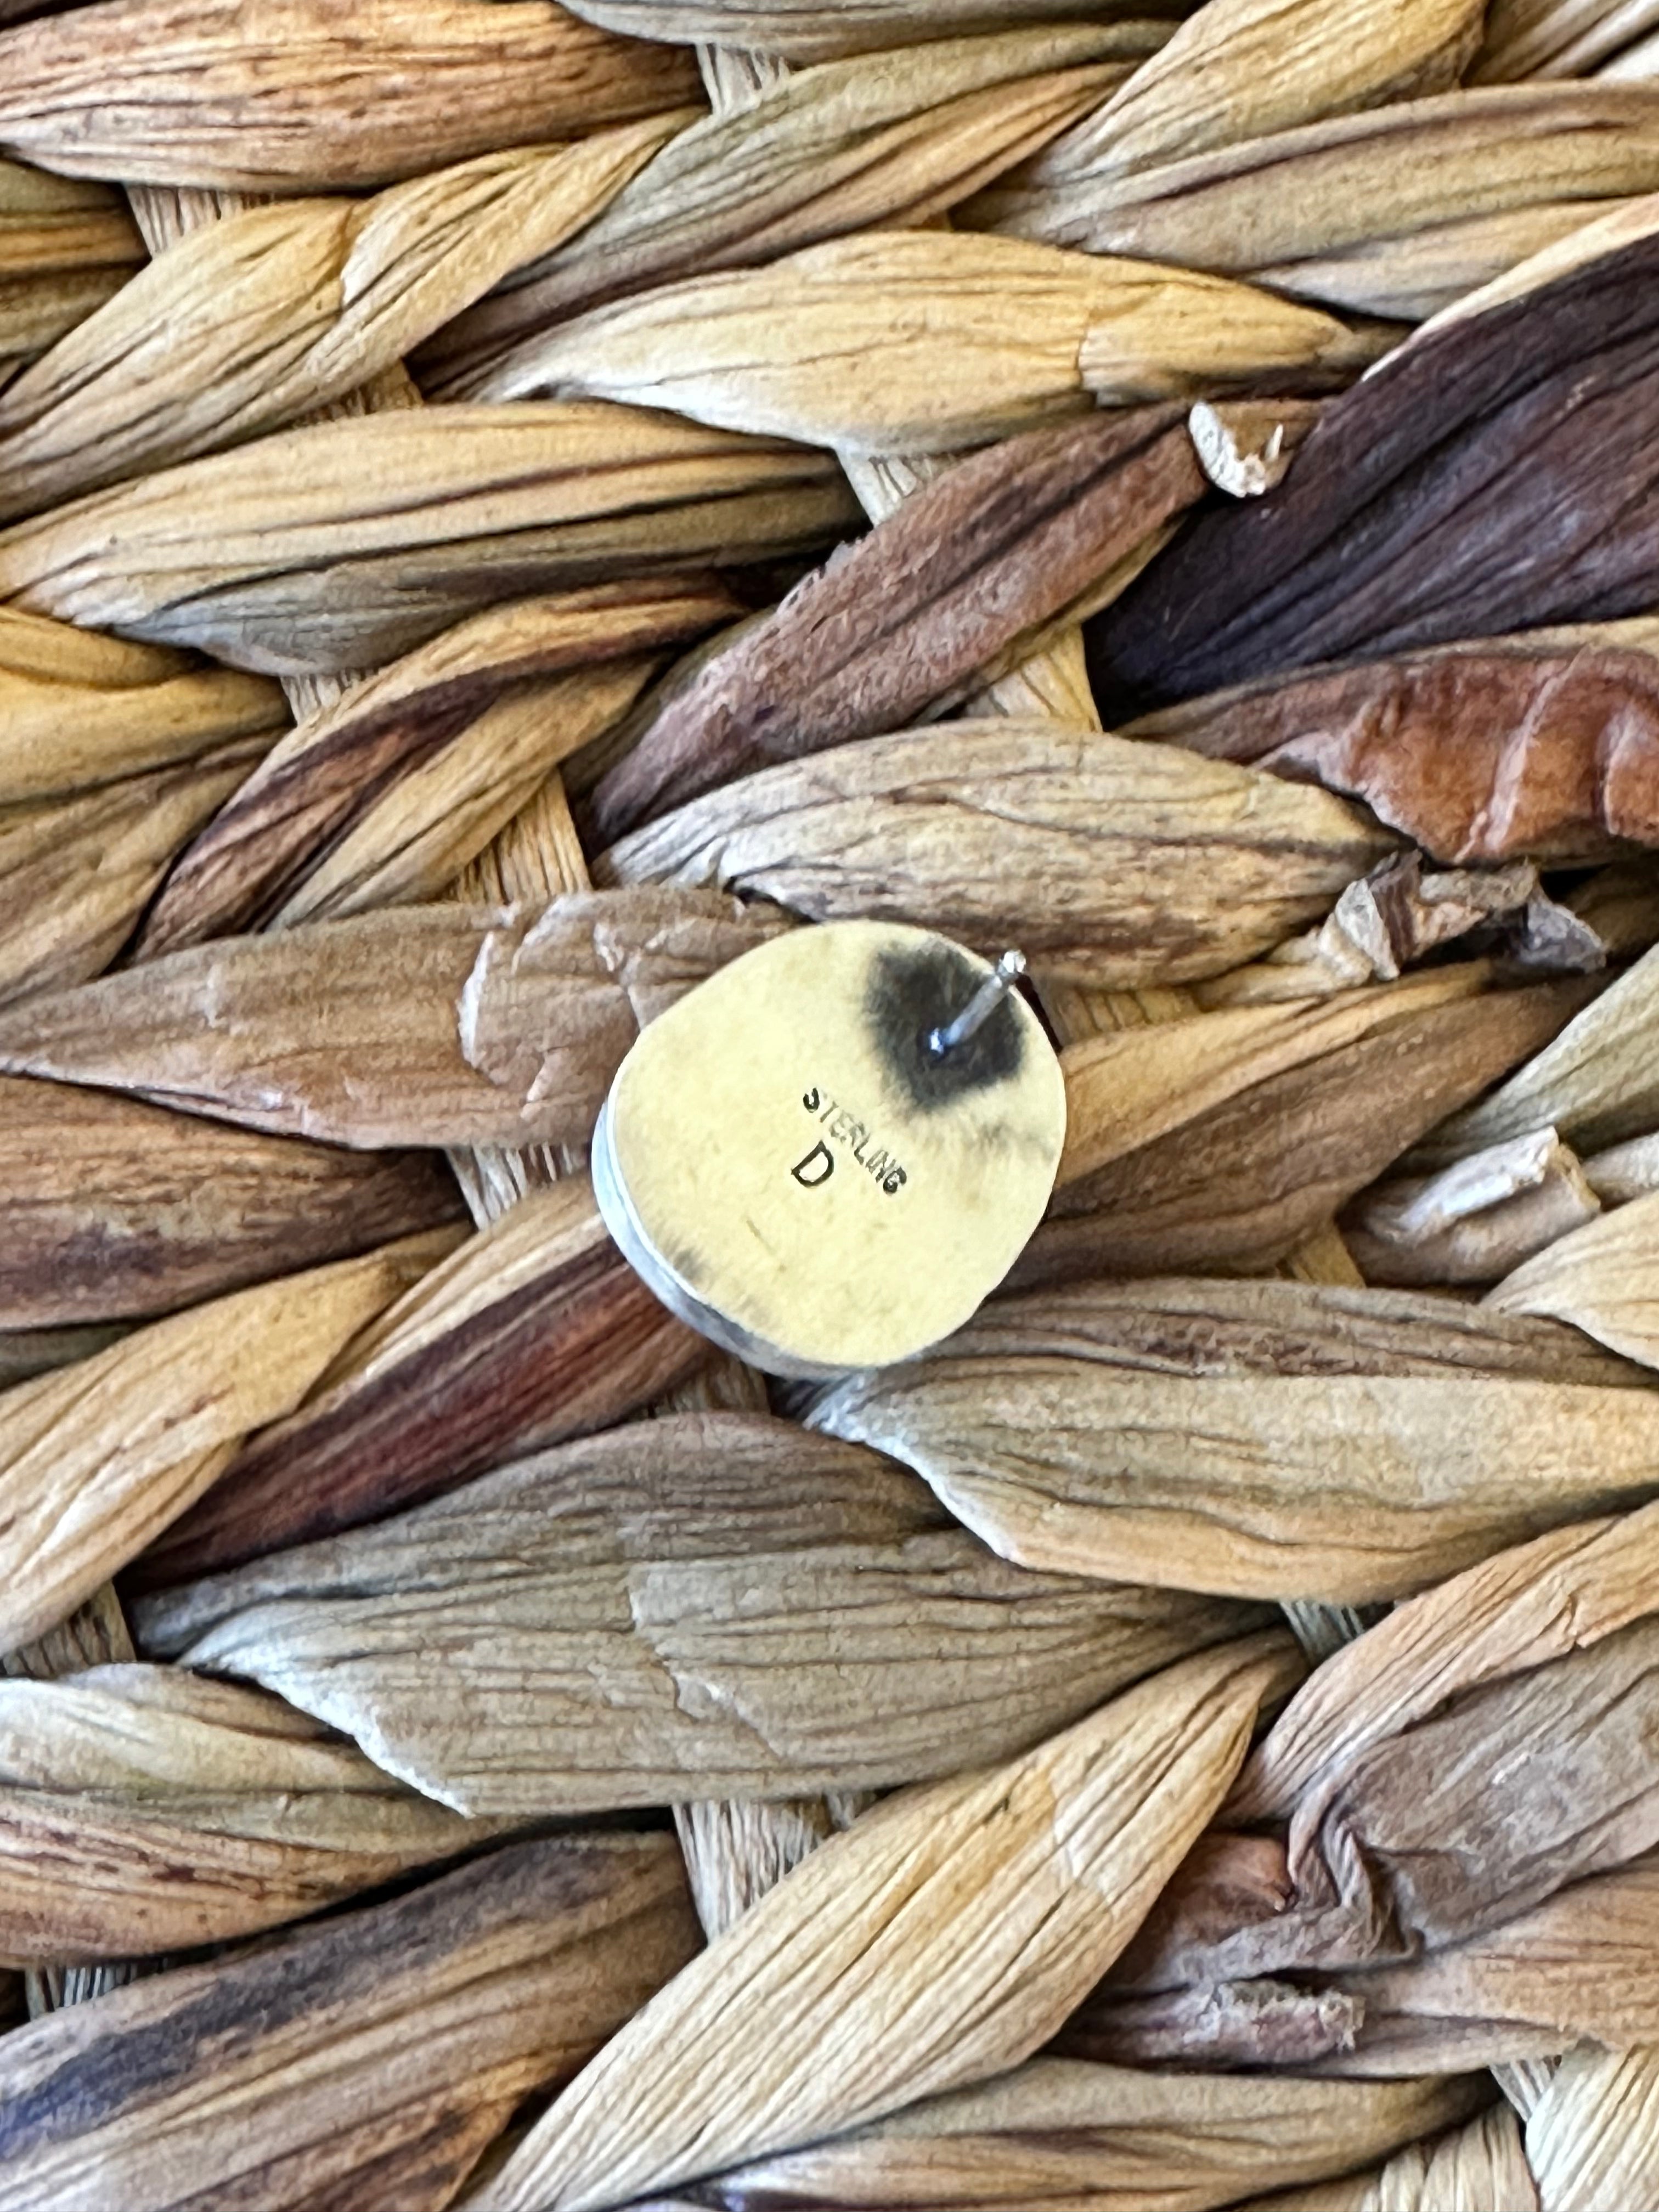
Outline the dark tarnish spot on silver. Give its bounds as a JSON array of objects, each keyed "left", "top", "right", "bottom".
[{"left": 864, "top": 942, "right": 1024, "bottom": 1113}]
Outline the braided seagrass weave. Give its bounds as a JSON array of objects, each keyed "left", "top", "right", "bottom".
[{"left": 0, "top": 0, "right": 1656, "bottom": 2204}]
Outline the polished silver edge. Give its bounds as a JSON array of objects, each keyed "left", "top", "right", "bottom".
[{"left": 590, "top": 1093, "right": 850, "bottom": 1383}]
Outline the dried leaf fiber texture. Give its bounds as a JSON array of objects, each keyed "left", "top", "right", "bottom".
[
  {"left": 0, "top": 126, "right": 691, "bottom": 518},
  {"left": 1089, "top": 217, "right": 1659, "bottom": 708},
  {"left": 0, "top": 1662, "right": 500, "bottom": 1962},
  {"left": 1252, "top": 1862, "right": 1659, "bottom": 2076},
  {"left": 1067, "top": 1491, "right": 1659, "bottom": 2074},
  {"left": 1232, "top": 1492, "right": 1659, "bottom": 1830},
  {"left": 597, "top": 720, "right": 1393, "bottom": 988},
  {"left": 1476, "top": 0, "right": 1659, "bottom": 81},
  {"left": 134, "top": 1176, "right": 703, "bottom": 1584},
  {"left": 552, "top": 0, "right": 1182, "bottom": 63},
  {"left": 466, "top": 230, "right": 1369, "bottom": 456},
  {"left": 0, "top": 1834, "right": 701, "bottom": 2212},
  {"left": 0, "top": 0, "right": 702, "bottom": 191},
  {"left": 585, "top": 405, "right": 1211, "bottom": 841},
  {"left": 0, "top": 1229, "right": 453, "bottom": 1652},
  {"left": 0, "top": 401, "right": 859, "bottom": 675},
  {"left": 132, "top": 1409, "right": 1269, "bottom": 1813},
  {"left": 0, "top": 601, "right": 290, "bottom": 996},
  {"left": 0, "top": 736, "right": 268, "bottom": 1005},
  {"left": 1, "top": 1581, "right": 133, "bottom": 1683},
  {"left": 1488, "top": 1188, "right": 1659, "bottom": 1367},
  {"left": 137, "top": 580, "right": 742, "bottom": 955},
  {"left": 0, "top": 1074, "right": 464, "bottom": 1327},
  {"left": 1129, "top": 639, "right": 1659, "bottom": 864},
  {"left": 1228, "top": 2103, "right": 1542, "bottom": 2210},
  {"left": 979, "top": 84, "right": 1659, "bottom": 323},
  {"left": 0, "top": 158, "right": 142, "bottom": 377},
  {"left": 1418, "top": 935, "right": 1659, "bottom": 1163},
  {"left": 0, "top": 3, "right": 1651, "bottom": 2203},
  {"left": 1032, "top": 970, "right": 1596, "bottom": 1278},
  {"left": 1006, "top": 0, "right": 1485, "bottom": 189},
  {"left": 0, "top": 890, "right": 787, "bottom": 1149},
  {"left": 470, "top": 1634, "right": 1299, "bottom": 2212},
  {"left": 813, "top": 1276, "right": 1659, "bottom": 1601},
  {"left": 1246, "top": 1617, "right": 1659, "bottom": 1971},
  {"left": 0, "top": 603, "right": 284, "bottom": 799},
  {"left": 1526, "top": 2043, "right": 1659, "bottom": 2211},
  {"left": 656, "top": 2062, "right": 1486, "bottom": 2210},
  {"left": 421, "top": 26, "right": 1157, "bottom": 390}
]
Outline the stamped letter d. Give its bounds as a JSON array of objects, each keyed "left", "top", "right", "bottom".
[{"left": 791, "top": 1141, "right": 835, "bottom": 1188}]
